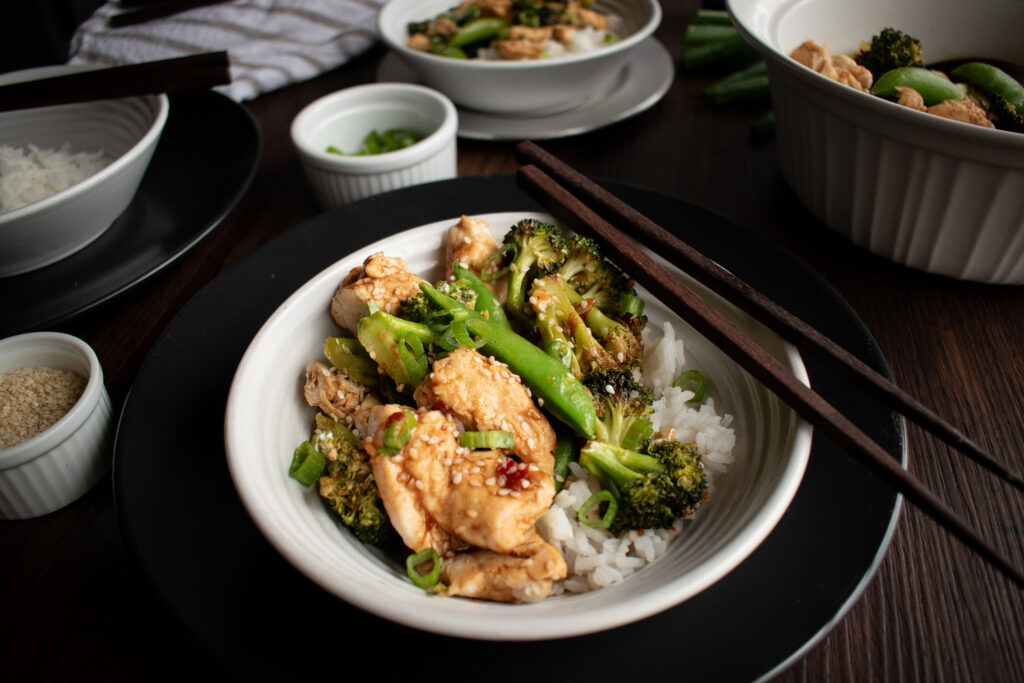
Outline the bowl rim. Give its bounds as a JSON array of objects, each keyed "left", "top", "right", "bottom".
[
  {"left": 725, "top": 0, "right": 1024, "bottom": 159},
  {"left": 0, "top": 64, "right": 170, "bottom": 225},
  {"left": 377, "top": 0, "right": 662, "bottom": 71},
  {"left": 289, "top": 82, "right": 458, "bottom": 173},
  {"left": 0, "top": 331, "right": 105, "bottom": 470},
  {"left": 223, "top": 210, "right": 813, "bottom": 641}
]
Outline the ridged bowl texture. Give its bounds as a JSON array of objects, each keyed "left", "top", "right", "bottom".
[
  {"left": 377, "top": 0, "right": 662, "bottom": 115},
  {"left": 0, "top": 332, "right": 113, "bottom": 519},
  {"left": 0, "top": 65, "right": 168, "bottom": 277},
  {"left": 729, "top": 0, "right": 1024, "bottom": 283},
  {"left": 224, "top": 212, "right": 812, "bottom": 640}
]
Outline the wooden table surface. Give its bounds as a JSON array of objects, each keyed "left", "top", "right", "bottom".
[{"left": 3, "top": 1, "right": 1023, "bottom": 680}]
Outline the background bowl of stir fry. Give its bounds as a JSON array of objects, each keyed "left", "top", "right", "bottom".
[
  {"left": 729, "top": 0, "right": 1024, "bottom": 284},
  {"left": 376, "top": 0, "right": 661, "bottom": 115},
  {"left": 224, "top": 211, "right": 812, "bottom": 640}
]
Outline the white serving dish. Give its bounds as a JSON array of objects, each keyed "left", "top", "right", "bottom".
[
  {"left": 728, "top": 0, "right": 1024, "bottom": 283},
  {"left": 0, "top": 65, "right": 169, "bottom": 277},
  {"left": 376, "top": 0, "right": 662, "bottom": 115},
  {"left": 223, "top": 211, "right": 812, "bottom": 640},
  {"left": 290, "top": 82, "right": 458, "bottom": 209},
  {"left": 0, "top": 332, "right": 113, "bottom": 519}
]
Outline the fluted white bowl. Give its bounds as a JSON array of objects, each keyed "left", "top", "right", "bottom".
[
  {"left": 0, "top": 65, "right": 168, "bottom": 277},
  {"left": 224, "top": 211, "right": 811, "bottom": 640},
  {"left": 377, "top": 0, "right": 662, "bottom": 115},
  {"left": 0, "top": 332, "right": 113, "bottom": 519},
  {"left": 729, "top": 0, "right": 1024, "bottom": 284},
  {"left": 291, "top": 83, "right": 458, "bottom": 209}
]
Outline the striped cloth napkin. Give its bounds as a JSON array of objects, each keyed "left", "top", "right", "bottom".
[{"left": 68, "top": 0, "right": 387, "bottom": 102}]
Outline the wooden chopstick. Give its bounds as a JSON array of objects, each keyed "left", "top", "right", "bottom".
[
  {"left": 0, "top": 52, "right": 231, "bottom": 112},
  {"left": 515, "top": 140, "right": 1024, "bottom": 494},
  {"left": 515, "top": 161, "right": 1024, "bottom": 588}
]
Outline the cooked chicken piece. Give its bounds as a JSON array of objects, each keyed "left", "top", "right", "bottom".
[
  {"left": 894, "top": 86, "right": 996, "bottom": 129},
  {"left": 443, "top": 215, "right": 506, "bottom": 302},
  {"left": 576, "top": 8, "right": 608, "bottom": 31},
  {"left": 443, "top": 539, "right": 567, "bottom": 603},
  {"left": 303, "top": 359, "right": 380, "bottom": 427},
  {"left": 407, "top": 33, "right": 432, "bottom": 52},
  {"left": 365, "top": 404, "right": 467, "bottom": 555},
  {"left": 468, "top": 0, "right": 515, "bottom": 21},
  {"left": 552, "top": 25, "right": 575, "bottom": 45},
  {"left": 330, "top": 252, "right": 426, "bottom": 334},
  {"left": 367, "top": 404, "right": 555, "bottom": 555},
  {"left": 508, "top": 25, "right": 553, "bottom": 43},
  {"left": 419, "top": 348, "right": 557, "bottom": 469},
  {"left": 789, "top": 40, "right": 873, "bottom": 92},
  {"left": 494, "top": 39, "right": 546, "bottom": 60}
]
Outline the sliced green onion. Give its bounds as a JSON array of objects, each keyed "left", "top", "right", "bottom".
[
  {"left": 406, "top": 547, "right": 442, "bottom": 589},
  {"left": 289, "top": 441, "right": 326, "bottom": 487},
  {"left": 459, "top": 430, "right": 515, "bottom": 449},
  {"left": 383, "top": 410, "right": 417, "bottom": 452},
  {"left": 673, "top": 369, "right": 707, "bottom": 403},
  {"left": 578, "top": 489, "right": 617, "bottom": 529},
  {"left": 444, "top": 319, "right": 491, "bottom": 350},
  {"left": 397, "top": 332, "right": 428, "bottom": 386}
]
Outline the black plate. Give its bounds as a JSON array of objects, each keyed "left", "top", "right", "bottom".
[
  {"left": 0, "top": 89, "right": 261, "bottom": 336},
  {"left": 113, "top": 176, "right": 904, "bottom": 683}
]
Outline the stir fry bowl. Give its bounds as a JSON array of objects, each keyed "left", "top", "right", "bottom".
[
  {"left": 0, "top": 65, "right": 169, "bottom": 277},
  {"left": 728, "top": 0, "right": 1024, "bottom": 284},
  {"left": 376, "top": 0, "right": 662, "bottom": 115},
  {"left": 224, "top": 212, "right": 811, "bottom": 640}
]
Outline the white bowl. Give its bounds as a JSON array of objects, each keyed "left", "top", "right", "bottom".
[
  {"left": 0, "top": 65, "right": 169, "bottom": 278},
  {"left": 224, "top": 211, "right": 812, "bottom": 640},
  {"left": 291, "top": 83, "right": 458, "bottom": 209},
  {"left": 728, "top": 0, "right": 1024, "bottom": 284},
  {"left": 0, "top": 332, "right": 113, "bottom": 519},
  {"left": 377, "top": 0, "right": 662, "bottom": 115}
]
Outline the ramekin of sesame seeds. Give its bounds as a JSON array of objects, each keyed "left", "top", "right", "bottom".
[{"left": 0, "top": 332, "right": 113, "bottom": 518}]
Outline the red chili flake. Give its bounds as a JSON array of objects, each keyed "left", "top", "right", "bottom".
[{"left": 497, "top": 456, "right": 529, "bottom": 488}]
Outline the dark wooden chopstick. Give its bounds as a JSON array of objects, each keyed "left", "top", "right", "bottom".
[
  {"left": 0, "top": 52, "right": 231, "bottom": 112},
  {"left": 515, "top": 140, "right": 1024, "bottom": 493},
  {"left": 515, "top": 161, "right": 1024, "bottom": 588}
]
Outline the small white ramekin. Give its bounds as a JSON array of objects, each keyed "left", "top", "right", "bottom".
[
  {"left": 290, "top": 83, "right": 458, "bottom": 209},
  {"left": 0, "top": 332, "right": 113, "bottom": 519}
]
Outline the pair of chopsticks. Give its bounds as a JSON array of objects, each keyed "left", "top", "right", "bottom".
[
  {"left": 514, "top": 140, "right": 1024, "bottom": 588},
  {"left": 0, "top": 52, "right": 231, "bottom": 112}
]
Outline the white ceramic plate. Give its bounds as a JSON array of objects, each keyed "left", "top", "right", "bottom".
[
  {"left": 224, "top": 211, "right": 812, "bottom": 640},
  {"left": 377, "top": 38, "right": 674, "bottom": 140}
]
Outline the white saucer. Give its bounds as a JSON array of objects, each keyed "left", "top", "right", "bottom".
[{"left": 376, "top": 37, "right": 675, "bottom": 141}]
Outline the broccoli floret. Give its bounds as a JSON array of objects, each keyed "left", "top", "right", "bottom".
[
  {"left": 312, "top": 414, "right": 397, "bottom": 548},
  {"left": 855, "top": 28, "right": 924, "bottom": 82},
  {"left": 356, "top": 304, "right": 440, "bottom": 391},
  {"left": 581, "top": 302, "right": 646, "bottom": 370},
  {"left": 584, "top": 370, "right": 654, "bottom": 450},
  {"left": 400, "top": 280, "right": 477, "bottom": 323},
  {"left": 529, "top": 273, "right": 614, "bottom": 379},
  {"left": 579, "top": 439, "right": 706, "bottom": 533},
  {"left": 644, "top": 439, "right": 709, "bottom": 518},
  {"left": 483, "top": 218, "right": 568, "bottom": 323},
  {"left": 987, "top": 95, "right": 1024, "bottom": 133}
]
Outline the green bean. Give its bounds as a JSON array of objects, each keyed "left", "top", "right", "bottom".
[
  {"left": 950, "top": 62, "right": 1024, "bottom": 110},
  {"left": 689, "top": 9, "right": 735, "bottom": 25},
  {"left": 552, "top": 423, "right": 579, "bottom": 492},
  {"left": 871, "top": 67, "right": 964, "bottom": 106},
  {"left": 448, "top": 18, "right": 508, "bottom": 49},
  {"left": 683, "top": 23, "right": 740, "bottom": 45},
  {"left": 680, "top": 32, "right": 759, "bottom": 70}
]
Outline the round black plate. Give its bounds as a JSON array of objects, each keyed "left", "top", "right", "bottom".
[
  {"left": 0, "top": 89, "right": 261, "bottom": 337},
  {"left": 113, "top": 175, "right": 904, "bottom": 683}
]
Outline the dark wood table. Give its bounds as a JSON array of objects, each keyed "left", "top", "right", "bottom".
[{"left": 3, "top": 1, "right": 1022, "bottom": 680}]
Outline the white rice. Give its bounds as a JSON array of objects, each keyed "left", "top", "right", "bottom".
[
  {"left": 0, "top": 143, "right": 111, "bottom": 214},
  {"left": 537, "top": 321, "right": 737, "bottom": 594}
]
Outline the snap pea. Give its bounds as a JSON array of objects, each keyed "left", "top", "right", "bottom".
[
  {"left": 552, "top": 422, "right": 579, "bottom": 491},
  {"left": 448, "top": 18, "right": 508, "bottom": 49},
  {"left": 871, "top": 67, "right": 964, "bottom": 106},
  {"left": 950, "top": 62, "right": 1024, "bottom": 110}
]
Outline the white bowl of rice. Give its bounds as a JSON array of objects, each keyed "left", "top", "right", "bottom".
[
  {"left": 224, "top": 211, "right": 812, "bottom": 640},
  {"left": 0, "top": 65, "right": 169, "bottom": 277},
  {"left": 0, "top": 331, "right": 113, "bottom": 519},
  {"left": 376, "top": 0, "right": 661, "bottom": 115}
]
